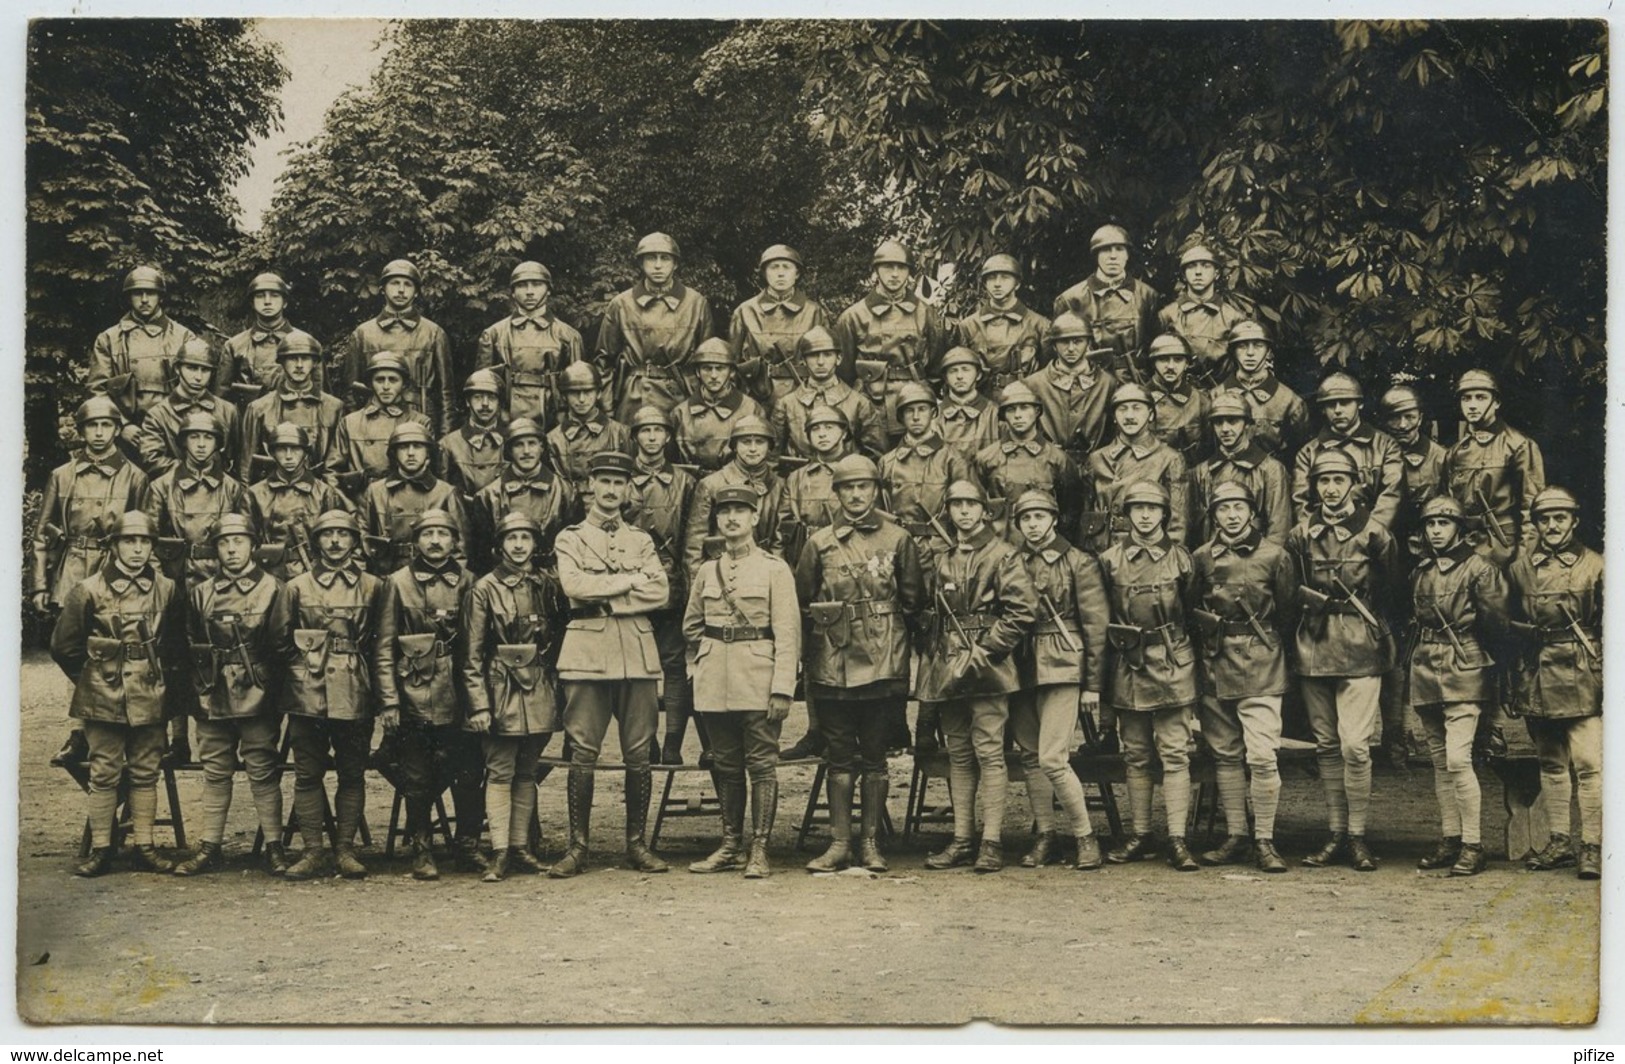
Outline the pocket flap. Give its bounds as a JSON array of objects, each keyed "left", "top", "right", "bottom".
[
  {"left": 570, "top": 616, "right": 608, "bottom": 633},
  {"left": 293, "top": 629, "right": 328, "bottom": 653},
  {"left": 396, "top": 632, "right": 438, "bottom": 661},
  {"left": 86, "top": 636, "right": 122, "bottom": 662},
  {"left": 495, "top": 643, "right": 539, "bottom": 669}
]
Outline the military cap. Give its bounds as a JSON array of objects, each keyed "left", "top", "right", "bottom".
[
  {"left": 276, "top": 330, "right": 322, "bottom": 361},
  {"left": 1456, "top": 369, "right": 1499, "bottom": 396},
  {"left": 758, "top": 244, "right": 803, "bottom": 270},
  {"left": 111, "top": 511, "right": 158, "bottom": 541},
  {"left": 1207, "top": 480, "right": 1256, "bottom": 512},
  {"left": 1111, "top": 382, "right": 1154, "bottom": 409},
  {"left": 380, "top": 259, "right": 421, "bottom": 286},
  {"left": 1314, "top": 372, "right": 1364, "bottom": 404},
  {"left": 269, "top": 422, "right": 310, "bottom": 450},
  {"left": 692, "top": 338, "right": 735, "bottom": 366},
  {"left": 178, "top": 411, "right": 224, "bottom": 440},
  {"left": 1089, "top": 225, "right": 1130, "bottom": 253},
  {"left": 711, "top": 485, "right": 760, "bottom": 513},
  {"left": 559, "top": 360, "right": 600, "bottom": 391},
  {"left": 310, "top": 510, "right": 361, "bottom": 537},
  {"left": 122, "top": 266, "right": 165, "bottom": 293},
  {"left": 730, "top": 415, "right": 774, "bottom": 442},
  {"left": 175, "top": 337, "right": 215, "bottom": 370},
  {"left": 412, "top": 509, "right": 459, "bottom": 537},
  {"left": 1011, "top": 489, "right": 1059, "bottom": 518},
  {"left": 365, "top": 351, "right": 411, "bottom": 381},
  {"left": 1531, "top": 486, "right": 1581, "bottom": 517},
  {"left": 1308, "top": 448, "right": 1360, "bottom": 480},
  {"left": 830, "top": 454, "right": 881, "bottom": 487},
  {"left": 1379, "top": 385, "right": 1422, "bottom": 418},
  {"left": 1207, "top": 393, "right": 1253, "bottom": 422},
  {"left": 1121, "top": 480, "right": 1171, "bottom": 511},
  {"left": 998, "top": 381, "right": 1042, "bottom": 412},
  {"left": 495, "top": 511, "right": 543, "bottom": 538},
  {"left": 980, "top": 253, "right": 1022, "bottom": 279},
  {"left": 871, "top": 240, "right": 913, "bottom": 269},
  {"left": 508, "top": 261, "right": 552, "bottom": 287},
  {"left": 796, "top": 327, "right": 840, "bottom": 359},
  {"left": 805, "top": 404, "right": 850, "bottom": 432},
  {"left": 389, "top": 421, "right": 434, "bottom": 449},
  {"left": 945, "top": 479, "right": 987, "bottom": 506},
  {"left": 939, "top": 346, "right": 986, "bottom": 373},
  {"left": 1180, "top": 245, "right": 1216, "bottom": 267},
  {"left": 211, "top": 514, "right": 257, "bottom": 543},
  {"left": 1226, "top": 320, "right": 1271, "bottom": 348},
  {"left": 76, "top": 396, "right": 122, "bottom": 426},
  {"left": 587, "top": 451, "right": 638, "bottom": 479},
  {"left": 634, "top": 232, "right": 680, "bottom": 260},
  {"left": 247, "top": 272, "right": 290, "bottom": 297},
  {"left": 1049, "top": 312, "right": 1090, "bottom": 341},
  {"left": 895, "top": 382, "right": 937, "bottom": 410},
  {"left": 1146, "top": 333, "right": 1192, "bottom": 361},
  {"left": 628, "top": 406, "right": 671, "bottom": 432},
  {"left": 1421, "top": 495, "right": 1468, "bottom": 524},
  {"left": 463, "top": 368, "right": 503, "bottom": 395},
  {"left": 504, "top": 417, "right": 544, "bottom": 443}
]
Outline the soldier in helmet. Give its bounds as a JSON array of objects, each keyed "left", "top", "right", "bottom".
[
  {"left": 970, "top": 381, "right": 1085, "bottom": 543},
  {"left": 729, "top": 244, "right": 831, "bottom": 411},
  {"left": 597, "top": 232, "right": 715, "bottom": 422},
  {"left": 470, "top": 417, "right": 577, "bottom": 573},
  {"left": 1191, "top": 393, "right": 1292, "bottom": 547},
  {"left": 1191, "top": 481, "right": 1296, "bottom": 873},
  {"left": 137, "top": 337, "right": 240, "bottom": 480},
  {"left": 239, "top": 330, "right": 345, "bottom": 486},
  {"left": 917, "top": 478, "right": 1038, "bottom": 874},
  {"left": 780, "top": 404, "right": 853, "bottom": 568},
  {"left": 143, "top": 410, "right": 250, "bottom": 589},
  {"left": 622, "top": 406, "right": 700, "bottom": 765},
  {"left": 1145, "top": 333, "right": 1211, "bottom": 465},
  {"left": 1443, "top": 368, "right": 1546, "bottom": 567},
  {"left": 1407, "top": 495, "right": 1509, "bottom": 878},
  {"left": 673, "top": 339, "right": 767, "bottom": 472},
  {"left": 795, "top": 454, "right": 926, "bottom": 872},
  {"left": 1021, "top": 312, "right": 1117, "bottom": 467},
  {"left": 1097, "top": 480, "right": 1202, "bottom": 870},
  {"left": 439, "top": 369, "right": 508, "bottom": 498},
  {"left": 1291, "top": 371, "right": 1404, "bottom": 530},
  {"left": 89, "top": 265, "right": 203, "bottom": 437},
  {"left": 879, "top": 382, "right": 966, "bottom": 570},
  {"left": 340, "top": 259, "right": 455, "bottom": 436},
  {"left": 332, "top": 352, "right": 435, "bottom": 485},
  {"left": 1507, "top": 486, "right": 1601, "bottom": 880},
  {"left": 51, "top": 511, "right": 187, "bottom": 876},
  {"left": 684, "top": 416, "right": 786, "bottom": 574},
  {"left": 1209, "top": 321, "right": 1310, "bottom": 459},
  {"left": 1052, "top": 225, "right": 1161, "bottom": 385},
  {"left": 832, "top": 239, "right": 950, "bottom": 446},
  {"left": 473, "top": 260, "right": 586, "bottom": 428},
  {"left": 1157, "top": 244, "right": 1251, "bottom": 385},
  {"left": 375, "top": 508, "right": 483, "bottom": 878},
  {"left": 1085, "top": 382, "right": 1189, "bottom": 553},
  {"left": 246, "top": 422, "right": 349, "bottom": 584},
  {"left": 358, "top": 422, "right": 470, "bottom": 576},
  {"left": 171, "top": 515, "right": 293, "bottom": 877},
  {"left": 1008, "top": 489, "right": 1108, "bottom": 871},
  {"left": 549, "top": 451, "right": 673, "bottom": 877},
  {"left": 226, "top": 272, "right": 323, "bottom": 400},
  {"left": 460, "top": 511, "right": 569, "bottom": 881},
  {"left": 937, "top": 347, "right": 1001, "bottom": 462},
  {"left": 547, "top": 360, "right": 633, "bottom": 496},
  {"left": 1288, "top": 448, "right": 1401, "bottom": 872},
  {"left": 683, "top": 486, "right": 802, "bottom": 878},
  {"left": 953, "top": 254, "right": 1050, "bottom": 393},
  {"left": 279, "top": 509, "right": 385, "bottom": 881},
  {"left": 772, "top": 327, "right": 886, "bottom": 461}
]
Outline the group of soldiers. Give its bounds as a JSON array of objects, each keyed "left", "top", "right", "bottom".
[{"left": 35, "top": 225, "right": 1602, "bottom": 884}]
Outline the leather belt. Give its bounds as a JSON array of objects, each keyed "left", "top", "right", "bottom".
[
  {"left": 703, "top": 624, "right": 773, "bottom": 643},
  {"left": 329, "top": 636, "right": 360, "bottom": 654},
  {"left": 1540, "top": 626, "right": 1599, "bottom": 645},
  {"left": 1032, "top": 620, "right": 1079, "bottom": 636},
  {"left": 67, "top": 536, "right": 101, "bottom": 550},
  {"left": 509, "top": 371, "right": 549, "bottom": 387},
  {"left": 1322, "top": 601, "right": 1363, "bottom": 616},
  {"left": 849, "top": 600, "right": 899, "bottom": 619},
  {"left": 571, "top": 602, "right": 614, "bottom": 618}
]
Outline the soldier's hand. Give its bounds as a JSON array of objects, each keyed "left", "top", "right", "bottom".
[
  {"left": 120, "top": 423, "right": 142, "bottom": 446},
  {"left": 767, "top": 694, "right": 792, "bottom": 723},
  {"left": 964, "top": 644, "right": 992, "bottom": 675},
  {"left": 1079, "top": 690, "right": 1100, "bottom": 715},
  {"left": 379, "top": 708, "right": 400, "bottom": 734},
  {"left": 30, "top": 592, "right": 49, "bottom": 614},
  {"left": 466, "top": 710, "right": 492, "bottom": 734}
]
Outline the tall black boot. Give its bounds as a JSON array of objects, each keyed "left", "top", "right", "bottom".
[
  {"left": 623, "top": 768, "right": 669, "bottom": 873},
  {"left": 547, "top": 767, "right": 593, "bottom": 878},
  {"left": 688, "top": 778, "right": 747, "bottom": 873},
  {"left": 805, "top": 771, "right": 854, "bottom": 872},
  {"left": 743, "top": 777, "right": 779, "bottom": 879},
  {"left": 859, "top": 774, "right": 889, "bottom": 872},
  {"left": 333, "top": 783, "right": 368, "bottom": 879}
]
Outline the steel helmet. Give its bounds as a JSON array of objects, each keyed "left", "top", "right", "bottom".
[
  {"left": 178, "top": 411, "right": 224, "bottom": 441},
  {"left": 1179, "top": 244, "right": 1217, "bottom": 268},
  {"left": 247, "top": 272, "right": 289, "bottom": 297},
  {"left": 1207, "top": 393, "right": 1253, "bottom": 422},
  {"left": 1049, "top": 312, "right": 1090, "bottom": 341},
  {"left": 1530, "top": 486, "right": 1581, "bottom": 518},
  {"left": 75, "top": 396, "right": 122, "bottom": 426},
  {"left": 174, "top": 337, "right": 215, "bottom": 370},
  {"left": 895, "top": 382, "right": 937, "bottom": 410},
  {"left": 211, "top": 514, "right": 257, "bottom": 544},
  {"left": 711, "top": 485, "right": 761, "bottom": 513},
  {"left": 944, "top": 479, "right": 987, "bottom": 506},
  {"left": 365, "top": 352, "right": 412, "bottom": 381},
  {"left": 380, "top": 259, "right": 422, "bottom": 286},
  {"left": 1089, "top": 225, "right": 1130, "bottom": 253},
  {"left": 1379, "top": 385, "right": 1422, "bottom": 418},
  {"left": 1308, "top": 448, "right": 1360, "bottom": 480},
  {"left": 692, "top": 338, "right": 735, "bottom": 366},
  {"left": 805, "top": 405, "right": 850, "bottom": 432},
  {"left": 1121, "top": 480, "right": 1170, "bottom": 511},
  {"left": 628, "top": 406, "right": 671, "bottom": 432},
  {"left": 758, "top": 244, "right": 803, "bottom": 270},
  {"left": 463, "top": 368, "right": 503, "bottom": 395},
  {"left": 412, "top": 508, "right": 459, "bottom": 538},
  {"left": 276, "top": 330, "right": 321, "bottom": 361},
  {"left": 1314, "top": 372, "right": 1364, "bottom": 404},
  {"left": 871, "top": 240, "right": 913, "bottom": 269},
  {"left": 269, "top": 422, "right": 311, "bottom": 450},
  {"left": 111, "top": 511, "right": 158, "bottom": 541},
  {"left": 998, "top": 381, "right": 1042, "bottom": 412},
  {"left": 1421, "top": 495, "right": 1468, "bottom": 524},
  {"left": 1226, "top": 320, "right": 1271, "bottom": 348},
  {"left": 504, "top": 417, "right": 544, "bottom": 444},
  {"left": 389, "top": 421, "right": 434, "bottom": 449},
  {"left": 939, "top": 346, "right": 985, "bottom": 373},
  {"left": 979, "top": 253, "right": 1022, "bottom": 280},
  {"left": 830, "top": 454, "right": 881, "bottom": 487},
  {"left": 634, "top": 232, "right": 680, "bottom": 260},
  {"left": 508, "top": 261, "right": 552, "bottom": 287},
  {"left": 559, "top": 361, "right": 600, "bottom": 391},
  {"left": 495, "top": 511, "right": 543, "bottom": 539},
  {"left": 729, "top": 415, "right": 774, "bottom": 442},
  {"left": 1146, "top": 333, "right": 1192, "bottom": 361},
  {"left": 1111, "top": 383, "right": 1154, "bottom": 409},
  {"left": 795, "top": 327, "right": 840, "bottom": 359},
  {"left": 1011, "top": 489, "right": 1059, "bottom": 518},
  {"left": 1207, "top": 480, "right": 1256, "bottom": 513},
  {"left": 310, "top": 510, "right": 361, "bottom": 537},
  {"left": 1455, "top": 369, "right": 1499, "bottom": 396},
  {"left": 122, "top": 266, "right": 166, "bottom": 293}
]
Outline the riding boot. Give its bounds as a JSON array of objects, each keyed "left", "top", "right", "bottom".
[
  {"left": 913, "top": 702, "right": 942, "bottom": 755},
  {"left": 623, "top": 768, "right": 669, "bottom": 873},
  {"left": 805, "top": 770, "right": 854, "bottom": 872},
  {"left": 547, "top": 767, "right": 593, "bottom": 879},
  {"left": 743, "top": 777, "right": 779, "bottom": 879},
  {"left": 688, "top": 778, "right": 747, "bottom": 873},
  {"left": 858, "top": 774, "right": 888, "bottom": 872}
]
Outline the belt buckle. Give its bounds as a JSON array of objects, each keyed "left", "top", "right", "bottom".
[{"left": 720, "top": 624, "right": 737, "bottom": 644}]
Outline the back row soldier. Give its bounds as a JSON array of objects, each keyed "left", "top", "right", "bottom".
[
  {"left": 1053, "top": 225, "right": 1159, "bottom": 386},
  {"left": 333, "top": 352, "right": 433, "bottom": 485},
  {"left": 1021, "top": 312, "right": 1115, "bottom": 464},
  {"left": 474, "top": 260, "right": 586, "bottom": 429},
  {"left": 89, "top": 267, "right": 205, "bottom": 444},
  {"left": 730, "top": 244, "right": 830, "bottom": 411},
  {"left": 340, "top": 259, "right": 454, "bottom": 437},
  {"left": 138, "top": 338, "right": 240, "bottom": 480},
  {"left": 599, "top": 232, "right": 712, "bottom": 423},
  {"left": 438, "top": 368, "right": 507, "bottom": 497},
  {"left": 1157, "top": 244, "right": 1250, "bottom": 386},
  {"left": 1445, "top": 369, "right": 1545, "bottom": 567},
  {"left": 1210, "top": 320, "right": 1309, "bottom": 459},
  {"left": 953, "top": 254, "right": 1049, "bottom": 394},
  {"left": 225, "top": 272, "right": 323, "bottom": 399},
  {"left": 773, "top": 327, "right": 885, "bottom": 461}
]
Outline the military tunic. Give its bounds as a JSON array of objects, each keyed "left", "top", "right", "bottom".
[
  {"left": 438, "top": 421, "right": 506, "bottom": 498},
  {"left": 333, "top": 403, "right": 434, "bottom": 485},
  {"left": 1015, "top": 535, "right": 1108, "bottom": 692},
  {"left": 937, "top": 391, "right": 1001, "bottom": 463},
  {"left": 470, "top": 466, "right": 577, "bottom": 572},
  {"left": 832, "top": 291, "right": 950, "bottom": 439},
  {"left": 1150, "top": 379, "right": 1211, "bottom": 465},
  {"left": 375, "top": 560, "right": 473, "bottom": 727},
  {"left": 1291, "top": 422, "right": 1406, "bottom": 530},
  {"left": 546, "top": 413, "right": 633, "bottom": 496},
  {"left": 246, "top": 470, "right": 349, "bottom": 583},
  {"left": 187, "top": 566, "right": 291, "bottom": 722},
  {"left": 1157, "top": 294, "right": 1250, "bottom": 383},
  {"left": 780, "top": 456, "right": 846, "bottom": 569},
  {"left": 970, "top": 436, "right": 1086, "bottom": 542},
  {"left": 1085, "top": 434, "right": 1189, "bottom": 551},
  {"left": 954, "top": 302, "right": 1050, "bottom": 393},
  {"left": 1286, "top": 507, "right": 1398, "bottom": 678},
  {"left": 1020, "top": 360, "right": 1116, "bottom": 462},
  {"left": 1192, "top": 530, "right": 1294, "bottom": 700},
  {"left": 684, "top": 461, "right": 786, "bottom": 575},
  {"left": 772, "top": 379, "right": 886, "bottom": 460},
  {"left": 878, "top": 433, "right": 965, "bottom": 546},
  {"left": 282, "top": 562, "right": 384, "bottom": 722},
  {"left": 89, "top": 313, "right": 203, "bottom": 420},
  {"left": 597, "top": 280, "right": 714, "bottom": 422},
  {"left": 142, "top": 462, "right": 250, "bottom": 585},
  {"left": 1190, "top": 440, "right": 1293, "bottom": 547},
  {"left": 916, "top": 523, "right": 1038, "bottom": 704},
  {"left": 461, "top": 563, "right": 566, "bottom": 735},
  {"left": 358, "top": 473, "right": 470, "bottom": 576},
  {"left": 673, "top": 388, "right": 766, "bottom": 471},
  {"left": 554, "top": 514, "right": 669, "bottom": 682},
  {"left": 683, "top": 543, "right": 801, "bottom": 711},
  {"left": 51, "top": 562, "right": 185, "bottom": 729},
  {"left": 30, "top": 452, "right": 149, "bottom": 608},
  {"left": 239, "top": 387, "right": 345, "bottom": 485},
  {"left": 1098, "top": 535, "right": 1199, "bottom": 711},
  {"left": 1408, "top": 543, "right": 1509, "bottom": 707},
  {"left": 1051, "top": 275, "right": 1160, "bottom": 384},
  {"left": 1508, "top": 543, "right": 1603, "bottom": 720},
  {"left": 137, "top": 388, "right": 241, "bottom": 481},
  {"left": 225, "top": 318, "right": 323, "bottom": 398},
  {"left": 728, "top": 290, "right": 830, "bottom": 407},
  {"left": 473, "top": 310, "right": 586, "bottom": 426},
  {"left": 1443, "top": 419, "right": 1545, "bottom": 563},
  {"left": 1210, "top": 373, "right": 1310, "bottom": 459},
  {"left": 341, "top": 310, "right": 456, "bottom": 437}
]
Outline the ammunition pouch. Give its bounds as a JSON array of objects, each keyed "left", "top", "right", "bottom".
[
  {"left": 810, "top": 601, "right": 850, "bottom": 649},
  {"left": 1298, "top": 585, "right": 1332, "bottom": 613},
  {"left": 1077, "top": 510, "right": 1110, "bottom": 539},
  {"left": 494, "top": 643, "right": 542, "bottom": 694},
  {"left": 396, "top": 632, "right": 446, "bottom": 689},
  {"left": 1191, "top": 608, "right": 1222, "bottom": 646},
  {"left": 86, "top": 635, "right": 127, "bottom": 687},
  {"left": 1107, "top": 623, "right": 1146, "bottom": 670},
  {"left": 293, "top": 628, "right": 330, "bottom": 678},
  {"left": 253, "top": 544, "right": 289, "bottom": 569},
  {"left": 155, "top": 537, "right": 188, "bottom": 563}
]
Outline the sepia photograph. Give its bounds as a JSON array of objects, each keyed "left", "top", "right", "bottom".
[{"left": 12, "top": 14, "right": 1609, "bottom": 1032}]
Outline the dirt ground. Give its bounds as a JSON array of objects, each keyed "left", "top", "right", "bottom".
[{"left": 14, "top": 650, "right": 1599, "bottom": 1029}]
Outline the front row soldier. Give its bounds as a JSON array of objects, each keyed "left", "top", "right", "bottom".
[
  {"left": 52, "top": 512, "right": 185, "bottom": 877},
  {"left": 461, "top": 512, "right": 567, "bottom": 882},
  {"left": 1407, "top": 496, "right": 1508, "bottom": 878},
  {"left": 918, "top": 479, "right": 1038, "bottom": 874},
  {"left": 795, "top": 455, "right": 926, "bottom": 873},
  {"left": 1508, "top": 487, "right": 1603, "bottom": 880},
  {"left": 1191, "top": 482, "right": 1295, "bottom": 873},
  {"left": 549, "top": 452, "right": 672, "bottom": 878},
  {"left": 683, "top": 486, "right": 801, "bottom": 878},
  {"left": 281, "top": 510, "right": 383, "bottom": 881},
  {"left": 173, "top": 516, "right": 292, "bottom": 877}
]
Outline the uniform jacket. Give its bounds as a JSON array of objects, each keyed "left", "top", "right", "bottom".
[
  {"left": 461, "top": 562, "right": 566, "bottom": 735},
  {"left": 474, "top": 310, "right": 586, "bottom": 426},
  {"left": 832, "top": 290, "right": 950, "bottom": 393},
  {"left": 226, "top": 318, "right": 324, "bottom": 397},
  {"left": 781, "top": 455, "right": 845, "bottom": 568},
  {"left": 281, "top": 560, "right": 384, "bottom": 722},
  {"left": 138, "top": 387, "right": 241, "bottom": 480},
  {"left": 1051, "top": 275, "right": 1160, "bottom": 383},
  {"left": 470, "top": 464, "right": 577, "bottom": 572},
  {"left": 1507, "top": 540, "right": 1602, "bottom": 720},
  {"left": 30, "top": 451, "right": 149, "bottom": 606},
  {"left": 333, "top": 403, "right": 434, "bottom": 484},
  {"left": 439, "top": 421, "right": 506, "bottom": 497},
  {"left": 772, "top": 378, "right": 886, "bottom": 460},
  {"left": 916, "top": 523, "right": 1038, "bottom": 703},
  {"left": 728, "top": 290, "right": 830, "bottom": 402},
  {"left": 89, "top": 313, "right": 204, "bottom": 420},
  {"left": 1392, "top": 432, "right": 1449, "bottom": 560},
  {"left": 793, "top": 509, "right": 925, "bottom": 697},
  {"left": 1021, "top": 360, "right": 1116, "bottom": 461},
  {"left": 142, "top": 461, "right": 250, "bottom": 585},
  {"left": 937, "top": 391, "right": 1002, "bottom": 463},
  {"left": 1085, "top": 433, "right": 1189, "bottom": 551},
  {"left": 1191, "top": 438, "right": 1293, "bottom": 547},
  {"left": 971, "top": 434, "right": 1087, "bottom": 542},
  {"left": 1443, "top": 418, "right": 1545, "bottom": 556},
  {"left": 52, "top": 561, "right": 186, "bottom": 726},
  {"left": 1407, "top": 541, "right": 1509, "bottom": 706},
  {"left": 1192, "top": 529, "right": 1294, "bottom": 700},
  {"left": 358, "top": 472, "right": 470, "bottom": 576},
  {"left": 1015, "top": 533, "right": 1108, "bottom": 691},
  {"left": 953, "top": 302, "right": 1050, "bottom": 391},
  {"left": 188, "top": 565, "right": 292, "bottom": 722},
  {"left": 342, "top": 310, "right": 455, "bottom": 437},
  {"left": 239, "top": 387, "right": 345, "bottom": 484},
  {"left": 1150, "top": 378, "right": 1211, "bottom": 465},
  {"left": 1098, "top": 533, "right": 1199, "bottom": 712},
  {"left": 879, "top": 433, "right": 965, "bottom": 541},
  {"left": 546, "top": 413, "right": 633, "bottom": 494},
  {"left": 246, "top": 469, "right": 350, "bottom": 583},
  {"left": 684, "top": 461, "right": 786, "bottom": 575},
  {"left": 1291, "top": 420, "right": 1405, "bottom": 530},
  {"left": 375, "top": 559, "right": 473, "bottom": 725},
  {"left": 1157, "top": 294, "right": 1250, "bottom": 381},
  {"left": 597, "top": 280, "right": 714, "bottom": 422},
  {"left": 624, "top": 458, "right": 695, "bottom": 608},
  {"left": 674, "top": 388, "right": 766, "bottom": 471},
  {"left": 1286, "top": 506, "right": 1399, "bottom": 678},
  {"left": 683, "top": 543, "right": 801, "bottom": 711},
  {"left": 554, "top": 511, "right": 670, "bottom": 682},
  {"left": 1210, "top": 373, "right": 1310, "bottom": 459}
]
